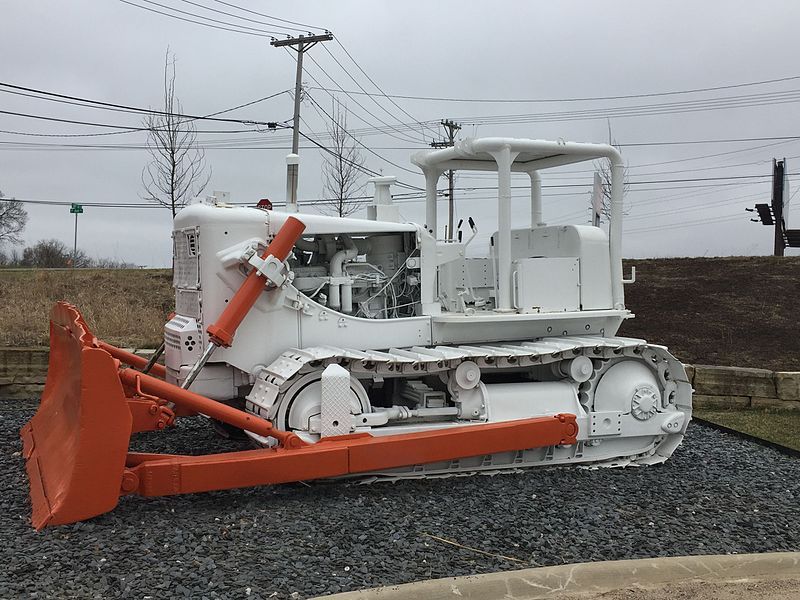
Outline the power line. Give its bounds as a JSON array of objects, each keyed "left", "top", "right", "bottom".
[
  {"left": 297, "top": 129, "right": 423, "bottom": 192},
  {"left": 325, "top": 42, "right": 436, "bottom": 140},
  {"left": 0, "top": 108, "right": 282, "bottom": 134},
  {"left": 0, "top": 141, "right": 423, "bottom": 151},
  {"left": 619, "top": 135, "right": 800, "bottom": 147},
  {"left": 307, "top": 74, "right": 800, "bottom": 103},
  {"left": 451, "top": 174, "right": 779, "bottom": 193},
  {"left": 319, "top": 43, "right": 429, "bottom": 141},
  {"left": 119, "top": 0, "right": 291, "bottom": 36},
  {"left": 627, "top": 213, "right": 745, "bottom": 235},
  {"left": 625, "top": 191, "right": 769, "bottom": 222},
  {"left": 303, "top": 53, "right": 424, "bottom": 145},
  {"left": 117, "top": 0, "right": 277, "bottom": 37},
  {"left": 0, "top": 192, "right": 424, "bottom": 210},
  {"left": 448, "top": 89, "right": 800, "bottom": 126},
  {"left": 303, "top": 92, "right": 423, "bottom": 176},
  {"left": 206, "top": 0, "right": 326, "bottom": 32},
  {"left": 0, "top": 82, "right": 289, "bottom": 125},
  {"left": 173, "top": 0, "right": 314, "bottom": 33},
  {"left": 5, "top": 81, "right": 800, "bottom": 156}
]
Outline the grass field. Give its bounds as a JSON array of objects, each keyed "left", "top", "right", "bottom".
[
  {"left": 0, "top": 256, "right": 798, "bottom": 371},
  {"left": 0, "top": 268, "right": 172, "bottom": 348},
  {"left": 695, "top": 409, "right": 800, "bottom": 451}
]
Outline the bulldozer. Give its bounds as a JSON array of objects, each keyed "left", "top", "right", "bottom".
[{"left": 21, "top": 138, "right": 692, "bottom": 529}]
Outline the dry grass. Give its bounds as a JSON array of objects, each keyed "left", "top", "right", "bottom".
[{"left": 0, "top": 269, "right": 173, "bottom": 348}]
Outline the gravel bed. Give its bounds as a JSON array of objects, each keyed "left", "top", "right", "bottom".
[{"left": 1, "top": 400, "right": 799, "bottom": 599}]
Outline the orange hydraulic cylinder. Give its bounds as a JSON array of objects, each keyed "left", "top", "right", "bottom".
[{"left": 207, "top": 216, "right": 306, "bottom": 347}]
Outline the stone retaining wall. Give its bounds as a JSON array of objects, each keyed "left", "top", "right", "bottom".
[
  {"left": 2, "top": 347, "right": 800, "bottom": 409},
  {"left": 686, "top": 364, "right": 800, "bottom": 410},
  {"left": 0, "top": 347, "right": 153, "bottom": 400},
  {"left": 0, "top": 348, "right": 49, "bottom": 400}
]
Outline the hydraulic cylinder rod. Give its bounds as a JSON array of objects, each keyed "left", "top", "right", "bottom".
[
  {"left": 181, "top": 216, "right": 306, "bottom": 390},
  {"left": 207, "top": 216, "right": 306, "bottom": 347}
]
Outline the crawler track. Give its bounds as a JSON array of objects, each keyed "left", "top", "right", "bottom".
[{"left": 246, "top": 335, "right": 692, "bottom": 470}]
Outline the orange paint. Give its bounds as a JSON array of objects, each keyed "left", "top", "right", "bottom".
[{"left": 207, "top": 216, "right": 305, "bottom": 347}]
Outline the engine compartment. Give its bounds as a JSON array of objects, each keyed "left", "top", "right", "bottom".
[{"left": 290, "top": 232, "right": 421, "bottom": 318}]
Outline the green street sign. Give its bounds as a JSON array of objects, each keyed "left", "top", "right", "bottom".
[{"left": 70, "top": 203, "right": 83, "bottom": 214}]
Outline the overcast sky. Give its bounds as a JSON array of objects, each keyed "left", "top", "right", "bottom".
[{"left": 1, "top": 0, "right": 799, "bottom": 266}]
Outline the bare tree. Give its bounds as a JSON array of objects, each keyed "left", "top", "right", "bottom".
[
  {"left": 593, "top": 156, "right": 630, "bottom": 221},
  {"left": 0, "top": 190, "right": 28, "bottom": 247},
  {"left": 142, "top": 50, "right": 211, "bottom": 218},
  {"left": 592, "top": 124, "right": 630, "bottom": 223},
  {"left": 320, "top": 101, "right": 365, "bottom": 217}
]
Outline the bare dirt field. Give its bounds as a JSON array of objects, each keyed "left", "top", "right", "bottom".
[
  {"left": 620, "top": 256, "right": 800, "bottom": 371},
  {"left": 0, "top": 256, "right": 797, "bottom": 370}
]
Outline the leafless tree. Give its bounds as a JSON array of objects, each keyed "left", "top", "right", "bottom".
[
  {"left": 0, "top": 190, "right": 28, "bottom": 247},
  {"left": 593, "top": 156, "right": 630, "bottom": 221},
  {"left": 142, "top": 50, "right": 211, "bottom": 218},
  {"left": 592, "top": 125, "right": 630, "bottom": 223},
  {"left": 320, "top": 101, "right": 365, "bottom": 217}
]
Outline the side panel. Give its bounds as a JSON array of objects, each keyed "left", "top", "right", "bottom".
[
  {"left": 214, "top": 287, "right": 301, "bottom": 376},
  {"left": 513, "top": 257, "right": 580, "bottom": 313},
  {"left": 297, "top": 293, "right": 432, "bottom": 350},
  {"left": 508, "top": 225, "right": 614, "bottom": 310}
]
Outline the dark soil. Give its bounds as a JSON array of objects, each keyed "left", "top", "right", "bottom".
[{"left": 620, "top": 257, "right": 800, "bottom": 371}]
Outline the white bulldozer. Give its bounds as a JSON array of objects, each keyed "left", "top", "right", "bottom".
[
  {"left": 168, "top": 137, "right": 692, "bottom": 474},
  {"left": 22, "top": 137, "right": 691, "bottom": 528}
]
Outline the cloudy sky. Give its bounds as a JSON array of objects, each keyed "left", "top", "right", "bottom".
[{"left": 1, "top": 0, "right": 799, "bottom": 266}]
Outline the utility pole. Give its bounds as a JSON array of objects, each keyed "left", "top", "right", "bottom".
[
  {"left": 271, "top": 32, "right": 334, "bottom": 213},
  {"left": 431, "top": 119, "right": 461, "bottom": 240},
  {"left": 772, "top": 158, "right": 785, "bottom": 257},
  {"left": 746, "top": 158, "right": 800, "bottom": 254}
]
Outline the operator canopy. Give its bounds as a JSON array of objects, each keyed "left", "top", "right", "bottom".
[{"left": 411, "top": 137, "right": 621, "bottom": 173}]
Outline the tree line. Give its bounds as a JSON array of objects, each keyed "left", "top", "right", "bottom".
[{"left": 0, "top": 238, "right": 135, "bottom": 269}]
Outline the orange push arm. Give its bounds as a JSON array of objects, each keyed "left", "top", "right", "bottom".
[
  {"left": 207, "top": 216, "right": 306, "bottom": 347},
  {"left": 98, "top": 341, "right": 167, "bottom": 379},
  {"left": 122, "top": 414, "right": 578, "bottom": 497},
  {"left": 118, "top": 367, "right": 302, "bottom": 445}
]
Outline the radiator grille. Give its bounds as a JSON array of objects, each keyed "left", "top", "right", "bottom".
[
  {"left": 164, "top": 329, "right": 182, "bottom": 350},
  {"left": 176, "top": 289, "right": 201, "bottom": 319},
  {"left": 173, "top": 229, "right": 200, "bottom": 289}
]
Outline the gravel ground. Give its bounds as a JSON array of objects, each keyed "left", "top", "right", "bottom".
[{"left": 2, "top": 400, "right": 799, "bottom": 599}]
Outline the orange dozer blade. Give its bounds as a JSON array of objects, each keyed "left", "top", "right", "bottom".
[{"left": 20, "top": 303, "right": 133, "bottom": 530}]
